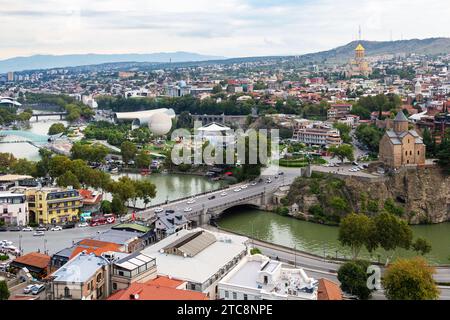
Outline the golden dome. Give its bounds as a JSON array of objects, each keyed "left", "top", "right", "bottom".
[{"left": 355, "top": 43, "right": 365, "bottom": 51}]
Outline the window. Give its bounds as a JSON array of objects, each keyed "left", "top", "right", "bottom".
[
  {"left": 232, "top": 292, "right": 237, "bottom": 300},
  {"left": 405, "top": 151, "right": 407, "bottom": 156},
  {"left": 113, "top": 283, "right": 117, "bottom": 290},
  {"left": 410, "top": 151, "right": 412, "bottom": 156},
  {"left": 97, "top": 273, "right": 102, "bottom": 282},
  {"left": 64, "top": 287, "right": 70, "bottom": 297},
  {"left": 225, "top": 291, "right": 229, "bottom": 298},
  {"left": 418, "top": 151, "right": 420, "bottom": 155},
  {"left": 243, "top": 294, "right": 248, "bottom": 300}
]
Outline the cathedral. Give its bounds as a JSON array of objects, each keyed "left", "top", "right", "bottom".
[
  {"left": 345, "top": 43, "right": 372, "bottom": 78},
  {"left": 379, "top": 111, "right": 426, "bottom": 168}
]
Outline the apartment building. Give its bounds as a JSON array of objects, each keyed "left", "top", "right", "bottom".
[
  {"left": 0, "top": 192, "right": 28, "bottom": 226},
  {"left": 327, "top": 104, "right": 352, "bottom": 120},
  {"left": 12, "top": 187, "right": 83, "bottom": 224},
  {"left": 292, "top": 122, "right": 342, "bottom": 146}
]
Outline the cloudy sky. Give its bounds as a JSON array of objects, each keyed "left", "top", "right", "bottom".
[{"left": 1, "top": 0, "right": 449, "bottom": 60}]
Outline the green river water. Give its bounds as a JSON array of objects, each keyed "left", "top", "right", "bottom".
[{"left": 218, "top": 208, "right": 450, "bottom": 265}]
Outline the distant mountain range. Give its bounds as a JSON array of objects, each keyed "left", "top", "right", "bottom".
[
  {"left": 0, "top": 52, "right": 225, "bottom": 73},
  {"left": 1, "top": 37, "right": 450, "bottom": 73}
]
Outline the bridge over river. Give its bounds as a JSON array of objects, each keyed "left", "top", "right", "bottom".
[{"left": 137, "top": 166, "right": 308, "bottom": 226}]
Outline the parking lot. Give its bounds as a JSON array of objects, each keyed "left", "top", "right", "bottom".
[
  {"left": 0, "top": 223, "right": 113, "bottom": 255},
  {"left": 311, "top": 163, "right": 381, "bottom": 179}
]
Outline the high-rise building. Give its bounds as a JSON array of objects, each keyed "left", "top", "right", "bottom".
[{"left": 7, "top": 71, "right": 14, "bottom": 82}]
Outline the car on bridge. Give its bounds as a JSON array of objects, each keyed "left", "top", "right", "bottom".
[
  {"left": 208, "top": 195, "right": 216, "bottom": 200},
  {"left": 154, "top": 207, "right": 164, "bottom": 213},
  {"left": 241, "top": 185, "right": 248, "bottom": 189},
  {"left": 184, "top": 207, "right": 192, "bottom": 212},
  {"left": 250, "top": 181, "right": 257, "bottom": 186},
  {"left": 234, "top": 188, "right": 241, "bottom": 192},
  {"left": 187, "top": 198, "right": 196, "bottom": 204},
  {"left": 221, "top": 192, "right": 227, "bottom": 196}
]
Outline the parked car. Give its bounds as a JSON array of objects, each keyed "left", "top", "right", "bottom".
[
  {"left": 250, "top": 181, "right": 257, "bottom": 186},
  {"left": 62, "top": 223, "right": 75, "bottom": 229},
  {"left": 50, "top": 226, "right": 62, "bottom": 231},
  {"left": 234, "top": 188, "right": 241, "bottom": 192},
  {"left": 35, "top": 226, "right": 47, "bottom": 231},
  {"left": 31, "top": 284, "right": 45, "bottom": 295},
  {"left": 33, "top": 231, "right": 45, "bottom": 237},
  {"left": 77, "top": 222, "right": 88, "bottom": 228},
  {"left": 165, "top": 209, "right": 175, "bottom": 214},
  {"left": 22, "top": 227, "right": 34, "bottom": 232},
  {"left": 9, "top": 226, "right": 21, "bottom": 232},
  {"left": 208, "top": 195, "right": 216, "bottom": 200},
  {"left": 0, "top": 227, "right": 7, "bottom": 232},
  {"left": 266, "top": 179, "right": 272, "bottom": 184},
  {"left": 23, "top": 284, "right": 36, "bottom": 294},
  {"left": 220, "top": 192, "right": 227, "bottom": 196},
  {"left": 184, "top": 207, "right": 192, "bottom": 212},
  {"left": 154, "top": 207, "right": 164, "bottom": 213},
  {"left": 241, "top": 185, "right": 248, "bottom": 189}
]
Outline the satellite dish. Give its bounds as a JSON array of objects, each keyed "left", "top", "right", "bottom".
[{"left": 149, "top": 113, "right": 172, "bottom": 135}]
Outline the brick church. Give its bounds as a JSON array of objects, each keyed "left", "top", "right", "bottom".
[{"left": 379, "top": 111, "right": 426, "bottom": 168}]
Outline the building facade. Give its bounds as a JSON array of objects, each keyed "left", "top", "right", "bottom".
[
  {"left": 379, "top": 111, "right": 426, "bottom": 168},
  {"left": 0, "top": 192, "right": 28, "bottom": 226},
  {"left": 15, "top": 187, "right": 83, "bottom": 224},
  {"left": 346, "top": 43, "right": 372, "bottom": 78},
  {"left": 292, "top": 123, "right": 342, "bottom": 146}
]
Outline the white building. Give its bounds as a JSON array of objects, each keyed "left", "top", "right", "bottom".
[
  {"left": 218, "top": 254, "right": 318, "bottom": 300},
  {"left": 196, "top": 122, "right": 235, "bottom": 147},
  {"left": 0, "top": 192, "right": 28, "bottom": 226},
  {"left": 292, "top": 122, "right": 342, "bottom": 146},
  {"left": 141, "top": 228, "right": 249, "bottom": 299}
]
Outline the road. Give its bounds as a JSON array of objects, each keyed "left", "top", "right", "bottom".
[
  {"left": 0, "top": 224, "right": 113, "bottom": 255},
  {"left": 138, "top": 167, "right": 300, "bottom": 221}
]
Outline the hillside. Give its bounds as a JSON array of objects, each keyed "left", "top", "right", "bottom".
[
  {"left": 301, "top": 38, "right": 450, "bottom": 63},
  {"left": 0, "top": 52, "right": 225, "bottom": 73}
]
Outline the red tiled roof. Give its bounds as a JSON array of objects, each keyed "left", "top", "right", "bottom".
[
  {"left": 108, "top": 282, "right": 208, "bottom": 300},
  {"left": 317, "top": 278, "right": 343, "bottom": 300},
  {"left": 147, "top": 276, "right": 184, "bottom": 289},
  {"left": 78, "top": 189, "right": 102, "bottom": 205},
  {"left": 12, "top": 252, "right": 50, "bottom": 269},
  {"left": 69, "top": 239, "right": 122, "bottom": 259}
]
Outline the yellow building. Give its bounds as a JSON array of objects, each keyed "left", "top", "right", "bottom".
[
  {"left": 379, "top": 111, "right": 426, "bottom": 168},
  {"left": 19, "top": 187, "right": 83, "bottom": 224},
  {"left": 346, "top": 43, "right": 372, "bottom": 78}
]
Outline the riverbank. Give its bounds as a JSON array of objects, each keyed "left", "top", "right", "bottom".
[{"left": 216, "top": 208, "right": 450, "bottom": 265}]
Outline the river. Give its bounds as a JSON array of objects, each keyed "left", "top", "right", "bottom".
[
  {"left": 217, "top": 208, "right": 450, "bottom": 265},
  {"left": 0, "top": 114, "right": 68, "bottom": 161}
]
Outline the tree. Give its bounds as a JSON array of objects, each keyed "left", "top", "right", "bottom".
[
  {"left": 333, "top": 123, "right": 352, "bottom": 144},
  {"left": 250, "top": 248, "right": 262, "bottom": 255},
  {"left": 108, "top": 176, "right": 137, "bottom": 209},
  {"left": 56, "top": 171, "right": 81, "bottom": 189},
  {"left": 100, "top": 200, "right": 112, "bottom": 214},
  {"left": 337, "top": 260, "right": 373, "bottom": 300},
  {"left": 48, "top": 123, "right": 66, "bottom": 135},
  {"left": 383, "top": 257, "right": 439, "bottom": 300},
  {"left": 328, "top": 144, "right": 354, "bottom": 163},
  {"left": 135, "top": 180, "right": 156, "bottom": 208},
  {"left": 135, "top": 151, "right": 151, "bottom": 169},
  {"left": 0, "top": 280, "right": 9, "bottom": 300},
  {"left": 412, "top": 238, "right": 432, "bottom": 256},
  {"left": 338, "top": 213, "right": 372, "bottom": 259},
  {"left": 371, "top": 211, "right": 413, "bottom": 261},
  {"left": 111, "top": 195, "right": 126, "bottom": 215},
  {"left": 0, "top": 280, "right": 10, "bottom": 300},
  {"left": 120, "top": 141, "right": 137, "bottom": 165}
]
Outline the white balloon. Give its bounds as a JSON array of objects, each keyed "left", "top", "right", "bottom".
[{"left": 149, "top": 112, "right": 172, "bottom": 135}]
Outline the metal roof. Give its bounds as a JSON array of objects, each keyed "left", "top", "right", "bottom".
[{"left": 163, "top": 230, "right": 217, "bottom": 257}]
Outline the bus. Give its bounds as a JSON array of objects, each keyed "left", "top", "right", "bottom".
[{"left": 90, "top": 214, "right": 116, "bottom": 226}]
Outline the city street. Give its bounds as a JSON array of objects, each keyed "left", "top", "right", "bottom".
[{"left": 0, "top": 224, "right": 112, "bottom": 255}]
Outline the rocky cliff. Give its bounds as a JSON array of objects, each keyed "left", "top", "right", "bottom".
[{"left": 285, "top": 167, "right": 450, "bottom": 224}]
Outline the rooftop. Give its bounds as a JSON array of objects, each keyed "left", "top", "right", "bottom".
[
  {"left": 141, "top": 228, "right": 248, "bottom": 284},
  {"left": 317, "top": 278, "right": 343, "bottom": 300},
  {"left": 12, "top": 252, "right": 51, "bottom": 270},
  {"left": 51, "top": 252, "right": 108, "bottom": 283},
  {"left": 220, "top": 254, "right": 318, "bottom": 300}
]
